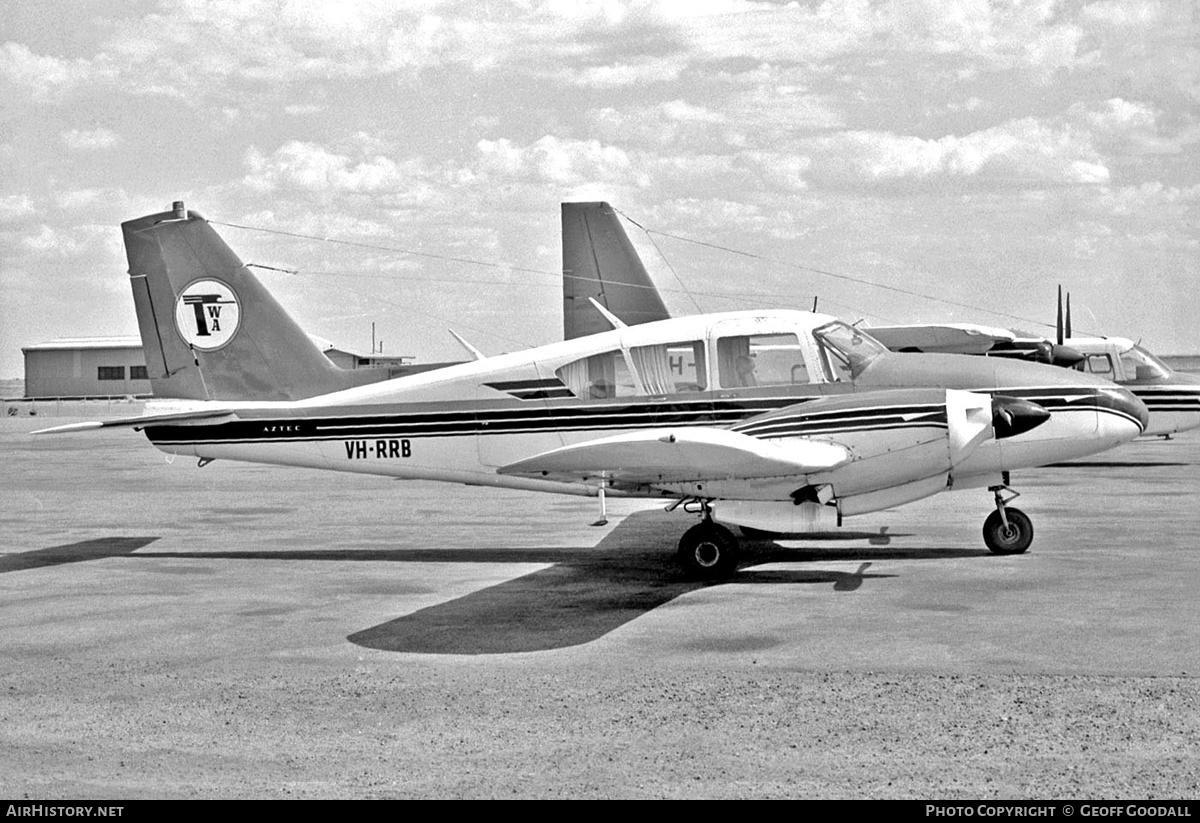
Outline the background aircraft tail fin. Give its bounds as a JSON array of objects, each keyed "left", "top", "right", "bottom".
[
  {"left": 123, "top": 203, "right": 378, "bottom": 401},
  {"left": 561, "top": 202, "right": 671, "bottom": 340}
]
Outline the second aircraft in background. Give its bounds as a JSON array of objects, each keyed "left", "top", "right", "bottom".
[{"left": 562, "top": 202, "right": 1198, "bottom": 439}]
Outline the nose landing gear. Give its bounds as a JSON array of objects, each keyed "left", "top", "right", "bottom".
[{"left": 983, "top": 484, "right": 1033, "bottom": 555}]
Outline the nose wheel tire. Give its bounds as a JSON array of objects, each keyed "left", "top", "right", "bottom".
[
  {"left": 678, "top": 522, "right": 740, "bottom": 579},
  {"left": 983, "top": 507, "right": 1033, "bottom": 555}
]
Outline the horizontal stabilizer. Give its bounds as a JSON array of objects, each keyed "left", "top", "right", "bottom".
[
  {"left": 499, "top": 427, "right": 850, "bottom": 487},
  {"left": 32, "top": 408, "right": 236, "bottom": 436}
]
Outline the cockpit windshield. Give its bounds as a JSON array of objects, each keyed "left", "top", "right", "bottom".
[
  {"left": 813, "top": 321, "right": 888, "bottom": 381},
  {"left": 1120, "top": 344, "right": 1170, "bottom": 381}
]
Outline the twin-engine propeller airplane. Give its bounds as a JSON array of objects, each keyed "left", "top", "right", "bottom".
[
  {"left": 36, "top": 203, "right": 1148, "bottom": 578},
  {"left": 562, "top": 202, "right": 1197, "bottom": 440},
  {"left": 864, "top": 287, "right": 1200, "bottom": 438}
]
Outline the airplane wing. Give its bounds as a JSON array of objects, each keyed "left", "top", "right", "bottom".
[
  {"left": 866, "top": 323, "right": 1016, "bottom": 355},
  {"left": 498, "top": 427, "right": 851, "bottom": 488},
  {"left": 867, "top": 323, "right": 1087, "bottom": 368},
  {"left": 31, "top": 408, "right": 237, "bottom": 435}
]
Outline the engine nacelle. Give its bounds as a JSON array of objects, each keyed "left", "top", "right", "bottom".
[
  {"left": 714, "top": 499, "right": 841, "bottom": 534},
  {"left": 717, "top": 389, "right": 1049, "bottom": 513}
]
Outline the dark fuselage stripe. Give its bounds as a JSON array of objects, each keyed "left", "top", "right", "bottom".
[{"left": 145, "top": 387, "right": 1141, "bottom": 446}]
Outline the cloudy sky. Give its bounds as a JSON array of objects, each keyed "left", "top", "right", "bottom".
[{"left": 2, "top": 0, "right": 1197, "bottom": 378}]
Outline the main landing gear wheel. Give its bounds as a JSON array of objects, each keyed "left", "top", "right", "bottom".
[
  {"left": 678, "top": 522, "right": 740, "bottom": 579},
  {"left": 982, "top": 507, "right": 1033, "bottom": 555}
]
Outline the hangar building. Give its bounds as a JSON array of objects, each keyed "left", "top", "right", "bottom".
[
  {"left": 19, "top": 336, "right": 414, "bottom": 399},
  {"left": 21, "top": 337, "right": 151, "bottom": 399}
]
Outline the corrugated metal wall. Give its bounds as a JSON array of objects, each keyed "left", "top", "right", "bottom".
[{"left": 24, "top": 347, "right": 152, "bottom": 398}]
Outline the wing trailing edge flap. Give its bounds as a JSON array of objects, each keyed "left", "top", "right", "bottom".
[
  {"left": 498, "top": 427, "right": 851, "bottom": 487},
  {"left": 31, "top": 408, "right": 237, "bottom": 435}
]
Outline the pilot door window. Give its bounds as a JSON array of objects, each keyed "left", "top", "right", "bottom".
[
  {"left": 716, "top": 334, "right": 808, "bottom": 388},
  {"left": 555, "top": 351, "right": 638, "bottom": 399}
]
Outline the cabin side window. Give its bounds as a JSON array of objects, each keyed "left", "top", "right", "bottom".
[
  {"left": 628, "top": 341, "right": 707, "bottom": 395},
  {"left": 1084, "top": 353, "right": 1114, "bottom": 376},
  {"left": 555, "top": 351, "right": 638, "bottom": 399},
  {"left": 716, "top": 333, "right": 807, "bottom": 389}
]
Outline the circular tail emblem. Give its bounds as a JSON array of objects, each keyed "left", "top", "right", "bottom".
[{"left": 174, "top": 279, "right": 241, "bottom": 351}]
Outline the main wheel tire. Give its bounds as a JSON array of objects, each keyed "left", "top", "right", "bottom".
[
  {"left": 982, "top": 507, "right": 1033, "bottom": 555},
  {"left": 678, "top": 522, "right": 740, "bottom": 579}
]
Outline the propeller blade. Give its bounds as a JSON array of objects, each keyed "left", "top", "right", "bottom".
[{"left": 1056, "top": 285, "right": 1064, "bottom": 346}]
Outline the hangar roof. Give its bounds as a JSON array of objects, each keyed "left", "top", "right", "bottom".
[
  {"left": 22, "top": 335, "right": 413, "bottom": 362},
  {"left": 22, "top": 336, "right": 144, "bottom": 352}
]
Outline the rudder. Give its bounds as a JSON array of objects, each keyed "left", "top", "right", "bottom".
[
  {"left": 124, "top": 203, "right": 370, "bottom": 401},
  {"left": 561, "top": 202, "right": 670, "bottom": 340}
]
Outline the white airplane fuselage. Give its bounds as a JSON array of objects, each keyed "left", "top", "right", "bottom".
[
  {"left": 142, "top": 310, "right": 1148, "bottom": 521},
  {"left": 1054, "top": 336, "right": 1200, "bottom": 437}
]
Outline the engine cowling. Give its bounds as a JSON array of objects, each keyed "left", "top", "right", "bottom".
[
  {"left": 711, "top": 389, "right": 1051, "bottom": 526},
  {"left": 946, "top": 390, "right": 1050, "bottom": 465}
]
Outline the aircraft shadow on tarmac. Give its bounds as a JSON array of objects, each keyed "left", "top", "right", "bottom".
[
  {"left": 346, "top": 514, "right": 986, "bottom": 656},
  {"left": 0, "top": 536, "right": 161, "bottom": 573},
  {"left": 14, "top": 514, "right": 992, "bottom": 655}
]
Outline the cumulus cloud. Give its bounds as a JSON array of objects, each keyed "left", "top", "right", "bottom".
[
  {"left": 660, "top": 99, "right": 725, "bottom": 124},
  {"left": 1081, "top": 0, "right": 1165, "bottom": 27},
  {"left": 1069, "top": 98, "right": 1199, "bottom": 156},
  {"left": 101, "top": 0, "right": 503, "bottom": 92},
  {"left": 586, "top": 100, "right": 740, "bottom": 152},
  {"left": 0, "top": 194, "right": 36, "bottom": 222},
  {"left": 805, "top": 118, "right": 1110, "bottom": 187},
  {"left": 682, "top": 0, "right": 1085, "bottom": 77},
  {"left": 563, "top": 59, "right": 686, "bottom": 88},
  {"left": 1084, "top": 98, "right": 1158, "bottom": 131},
  {"left": 61, "top": 128, "right": 121, "bottom": 151},
  {"left": 243, "top": 141, "right": 428, "bottom": 194},
  {"left": 474, "top": 135, "right": 640, "bottom": 186},
  {"left": 284, "top": 103, "right": 324, "bottom": 116},
  {"left": 1094, "top": 182, "right": 1200, "bottom": 220},
  {"left": 0, "top": 42, "right": 109, "bottom": 101},
  {"left": 745, "top": 152, "right": 811, "bottom": 192},
  {"left": 19, "top": 224, "right": 85, "bottom": 257},
  {"left": 55, "top": 188, "right": 131, "bottom": 211}
]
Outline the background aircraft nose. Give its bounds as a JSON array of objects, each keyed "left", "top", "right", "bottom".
[{"left": 991, "top": 396, "right": 1051, "bottom": 439}]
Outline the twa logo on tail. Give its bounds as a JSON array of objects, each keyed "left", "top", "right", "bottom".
[{"left": 174, "top": 279, "right": 240, "bottom": 351}]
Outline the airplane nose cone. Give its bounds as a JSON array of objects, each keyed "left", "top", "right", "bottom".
[
  {"left": 1101, "top": 386, "right": 1150, "bottom": 434},
  {"left": 991, "top": 396, "right": 1051, "bottom": 439}
]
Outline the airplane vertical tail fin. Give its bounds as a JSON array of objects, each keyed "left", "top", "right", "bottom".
[
  {"left": 124, "top": 203, "right": 372, "bottom": 401},
  {"left": 561, "top": 202, "right": 670, "bottom": 340}
]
